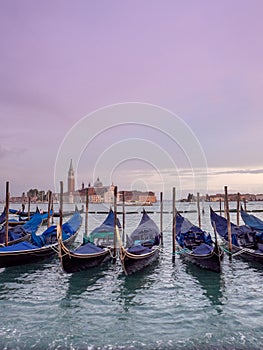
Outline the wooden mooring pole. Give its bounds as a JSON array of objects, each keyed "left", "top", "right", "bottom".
[
  {"left": 243, "top": 198, "right": 247, "bottom": 212},
  {"left": 59, "top": 181, "right": 63, "bottom": 228},
  {"left": 27, "top": 195, "right": 31, "bottom": 220},
  {"left": 47, "top": 190, "right": 52, "bottom": 228},
  {"left": 160, "top": 192, "right": 163, "bottom": 246},
  {"left": 51, "top": 196, "right": 54, "bottom": 224},
  {"left": 224, "top": 186, "right": 232, "bottom": 259},
  {"left": 237, "top": 192, "right": 240, "bottom": 227},
  {"left": 122, "top": 190, "right": 125, "bottom": 244},
  {"left": 172, "top": 187, "right": 176, "bottom": 262},
  {"left": 84, "top": 188, "right": 89, "bottom": 238},
  {"left": 113, "top": 186, "right": 117, "bottom": 262},
  {"left": 197, "top": 192, "right": 201, "bottom": 228},
  {"left": 5, "top": 181, "right": 10, "bottom": 246}
]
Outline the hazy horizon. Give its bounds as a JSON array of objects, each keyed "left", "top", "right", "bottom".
[{"left": 1, "top": 1, "right": 263, "bottom": 200}]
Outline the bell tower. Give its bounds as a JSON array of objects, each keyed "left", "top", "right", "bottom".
[{"left": 68, "top": 159, "right": 75, "bottom": 194}]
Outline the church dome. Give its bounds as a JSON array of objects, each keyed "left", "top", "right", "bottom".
[{"left": 94, "top": 177, "right": 103, "bottom": 187}]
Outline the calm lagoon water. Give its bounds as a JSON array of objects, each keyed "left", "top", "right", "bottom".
[{"left": 0, "top": 201, "right": 263, "bottom": 350}]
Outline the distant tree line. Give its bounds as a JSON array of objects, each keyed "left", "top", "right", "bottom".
[{"left": 26, "top": 189, "right": 49, "bottom": 201}]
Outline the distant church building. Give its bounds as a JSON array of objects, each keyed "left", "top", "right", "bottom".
[
  {"left": 65, "top": 161, "right": 156, "bottom": 204},
  {"left": 94, "top": 177, "right": 103, "bottom": 188}
]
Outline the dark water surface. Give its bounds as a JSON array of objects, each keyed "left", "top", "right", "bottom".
[{"left": 0, "top": 202, "right": 263, "bottom": 349}]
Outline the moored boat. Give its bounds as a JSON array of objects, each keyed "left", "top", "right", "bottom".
[
  {"left": 240, "top": 208, "right": 263, "bottom": 233},
  {"left": 0, "top": 210, "right": 82, "bottom": 268},
  {"left": 9, "top": 206, "right": 83, "bottom": 218},
  {"left": 118, "top": 209, "right": 161, "bottom": 275},
  {"left": 210, "top": 207, "right": 263, "bottom": 264},
  {"left": 9, "top": 208, "right": 36, "bottom": 216},
  {"left": 52, "top": 206, "right": 84, "bottom": 217},
  {"left": 175, "top": 211, "right": 223, "bottom": 272},
  {"left": 8, "top": 207, "right": 41, "bottom": 225},
  {"left": 58, "top": 208, "right": 121, "bottom": 273},
  {"left": 0, "top": 212, "right": 45, "bottom": 247},
  {"left": 0, "top": 208, "right": 6, "bottom": 225}
]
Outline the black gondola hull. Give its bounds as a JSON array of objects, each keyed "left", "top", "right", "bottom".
[
  {"left": 221, "top": 238, "right": 263, "bottom": 263},
  {"left": 61, "top": 249, "right": 111, "bottom": 273},
  {"left": 210, "top": 208, "right": 263, "bottom": 264},
  {"left": 121, "top": 246, "right": 160, "bottom": 275},
  {"left": 0, "top": 233, "right": 78, "bottom": 268},
  {"left": 51, "top": 208, "right": 84, "bottom": 217},
  {"left": 179, "top": 247, "right": 223, "bottom": 273}
]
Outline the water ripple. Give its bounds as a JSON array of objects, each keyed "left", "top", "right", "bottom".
[{"left": 0, "top": 202, "right": 263, "bottom": 349}]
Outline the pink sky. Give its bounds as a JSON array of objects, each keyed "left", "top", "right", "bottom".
[{"left": 1, "top": 0, "right": 263, "bottom": 199}]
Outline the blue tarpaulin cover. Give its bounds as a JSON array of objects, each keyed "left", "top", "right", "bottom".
[
  {"left": 74, "top": 242, "right": 104, "bottom": 254},
  {"left": 0, "top": 241, "right": 38, "bottom": 252},
  {"left": 0, "top": 212, "right": 44, "bottom": 244},
  {"left": 127, "top": 245, "right": 152, "bottom": 254},
  {"left": 193, "top": 243, "right": 214, "bottom": 255},
  {"left": 126, "top": 210, "right": 160, "bottom": 248},
  {"left": 241, "top": 210, "right": 263, "bottom": 237},
  {"left": 176, "top": 212, "right": 213, "bottom": 248},
  {"left": 210, "top": 208, "right": 258, "bottom": 247},
  {"left": 30, "top": 211, "right": 82, "bottom": 248},
  {"left": 101, "top": 209, "right": 121, "bottom": 228}
]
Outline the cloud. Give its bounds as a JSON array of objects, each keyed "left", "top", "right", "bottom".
[{"left": 209, "top": 168, "right": 263, "bottom": 176}]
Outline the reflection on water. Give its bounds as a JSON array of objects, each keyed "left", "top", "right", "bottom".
[
  {"left": 117, "top": 260, "right": 159, "bottom": 310},
  {"left": 244, "top": 260, "right": 263, "bottom": 273},
  {"left": 185, "top": 262, "right": 225, "bottom": 306},
  {"left": 65, "top": 264, "right": 109, "bottom": 298},
  {"left": 0, "top": 202, "right": 263, "bottom": 349},
  {"left": 0, "top": 261, "right": 55, "bottom": 296}
]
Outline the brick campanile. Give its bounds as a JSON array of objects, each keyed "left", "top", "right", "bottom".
[{"left": 68, "top": 159, "right": 75, "bottom": 194}]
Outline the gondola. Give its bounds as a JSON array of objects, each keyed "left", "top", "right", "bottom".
[
  {"left": 58, "top": 208, "right": 121, "bottom": 273},
  {"left": 7, "top": 206, "right": 51, "bottom": 228},
  {"left": 118, "top": 209, "right": 161, "bottom": 275},
  {"left": 7, "top": 219, "right": 27, "bottom": 227},
  {"left": 8, "top": 207, "right": 41, "bottom": 224},
  {"left": 240, "top": 208, "right": 263, "bottom": 234},
  {"left": 9, "top": 206, "right": 83, "bottom": 218},
  {"left": 51, "top": 206, "right": 84, "bottom": 217},
  {"left": 0, "top": 207, "right": 6, "bottom": 225},
  {"left": 9, "top": 208, "right": 32, "bottom": 216},
  {"left": 210, "top": 207, "right": 263, "bottom": 263},
  {"left": 0, "top": 210, "right": 82, "bottom": 268},
  {"left": 0, "top": 212, "right": 45, "bottom": 247},
  {"left": 175, "top": 212, "right": 223, "bottom": 272},
  {"left": 9, "top": 207, "right": 40, "bottom": 217}
]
